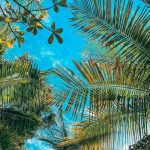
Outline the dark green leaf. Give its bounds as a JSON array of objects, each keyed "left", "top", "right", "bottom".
[
  {"left": 54, "top": 5, "right": 59, "bottom": 12},
  {"left": 33, "top": 28, "right": 37, "bottom": 35},
  {"left": 48, "top": 34, "right": 54, "bottom": 44},
  {"left": 55, "top": 28, "right": 63, "bottom": 34},
  {"left": 58, "top": 0, "right": 67, "bottom": 7},
  {"left": 54, "top": 34, "right": 63, "bottom": 44},
  {"left": 27, "top": 27, "right": 34, "bottom": 32},
  {"left": 51, "top": 22, "right": 56, "bottom": 30}
]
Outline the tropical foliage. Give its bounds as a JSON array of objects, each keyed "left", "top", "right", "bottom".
[
  {"left": 39, "top": 109, "right": 74, "bottom": 150},
  {"left": 0, "top": 0, "right": 67, "bottom": 49},
  {"left": 0, "top": 0, "right": 150, "bottom": 149},
  {"left": 47, "top": 0, "right": 150, "bottom": 149},
  {"left": 0, "top": 53, "right": 52, "bottom": 149},
  {"left": 129, "top": 135, "right": 150, "bottom": 150}
]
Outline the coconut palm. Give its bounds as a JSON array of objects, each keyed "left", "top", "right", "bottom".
[
  {"left": 0, "top": 53, "right": 51, "bottom": 149},
  {"left": 50, "top": 0, "right": 150, "bottom": 149}
]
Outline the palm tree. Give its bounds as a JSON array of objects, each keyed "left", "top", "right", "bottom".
[
  {"left": 49, "top": 0, "right": 150, "bottom": 149},
  {"left": 0, "top": 53, "right": 51, "bottom": 149}
]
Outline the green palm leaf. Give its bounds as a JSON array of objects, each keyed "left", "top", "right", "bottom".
[
  {"left": 0, "top": 53, "right": 51, "bottom": 136},
  {"left": 70, "top": 0, "right": 150, "bottom": 65},
  {"left": 0, "top": 122, "right": 16, "bottom": 150},
  {"left": 59, "top": 112, "right": 149, "bottom": 150},
  {"left": 0, "top": 107, "right": 42, "bottom": 135},
  {"left": 51, "top": 58, "right": 150, "bottom": 118}
]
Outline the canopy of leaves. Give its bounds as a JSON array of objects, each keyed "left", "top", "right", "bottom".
[
  {"left": 0, "top": 0, "right": 67, "bottom": 49},
  {"left": 0, "top": 53, "right": 51, "bottom": 136}
]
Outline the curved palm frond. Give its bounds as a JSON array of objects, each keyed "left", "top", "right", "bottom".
[
  {"left": 0, "top": 107, "right": 42, "bottom": 135},
  {"left": 59, "top": 111, "right": 149, "bottom": 150},
  {"left": 39, "top": 110, "right": 70, "bottom": 150},
  {"left": 70, "top": 0, "right": 150, "bottom": 65},
  {"left": 51, "top": 58, "right": 150, "bottom": 118}
]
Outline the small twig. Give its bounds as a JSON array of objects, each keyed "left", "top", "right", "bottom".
[
  {"left": 0, "top": 5, "right": 7, "bottom": 17},
  {"left": 30, "top": 4, "right": 57, "bottom": 12},
  {"left": 10, "top": 7, "right": 27, "bottom": 27},
  {"left": 8, "top": 23, "right": 18, "bottom": 39},
  {"left": 13, "top": 0, "right": 53, "bottom": 33}
]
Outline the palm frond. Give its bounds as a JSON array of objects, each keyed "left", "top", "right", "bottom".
[
  {"left": 0, "top": 122, "right": 16, "bottom": 150},
  {"left": 0, "top": 53, "right": 51, "bottom": 138},
  {"left": 51, "top": 58, "right": 150, "bottom": 118},
  {"left": 0, "top": 107, "right": 42, "bottom": 135},
  {"left": 129, "top": 135, "right": 150, "bottom": 150},
  {"left": 39, "top": 110, "right": 69, "bottom": 150},
  {"left": 81, "top": 41, "right": 116, "bottom": 64},
  {"left": 59, "top": 112, "right": 149, "bottom": 150},
  {"left": 70, "top": 0, "right": 150, "bottom": 65},
  {"left": 0, "top": 53, "right": 50, "bottom": 113}
]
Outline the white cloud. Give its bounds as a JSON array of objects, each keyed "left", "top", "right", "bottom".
[{"left": 40, "top": 48, "right": 55, "bottom": 58}]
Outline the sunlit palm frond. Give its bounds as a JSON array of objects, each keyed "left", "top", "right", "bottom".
[
  {"left": 51, "top": 58, "right": 150, "bottom": 118},
  {"left": 70, "top": 0, "right": 150, "bottom": 65},
  {"left": 59, "top": 111, "right": 149, "bottom": 150}
]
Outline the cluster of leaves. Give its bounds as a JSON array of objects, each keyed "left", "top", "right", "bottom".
[{"left": 0, "top": 0, "right": 67, "bottom": 50}]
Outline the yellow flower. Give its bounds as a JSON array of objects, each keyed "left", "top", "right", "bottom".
[
  {"left": 6, "top": 40, "right": 14, "bottom": 49},
  {"left": 4, "top": 17, "right": 11, "bottom": 23}
]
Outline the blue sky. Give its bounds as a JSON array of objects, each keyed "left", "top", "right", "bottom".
[{"left": 4, "top": 0, "right": 83, "bottom": 70}]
